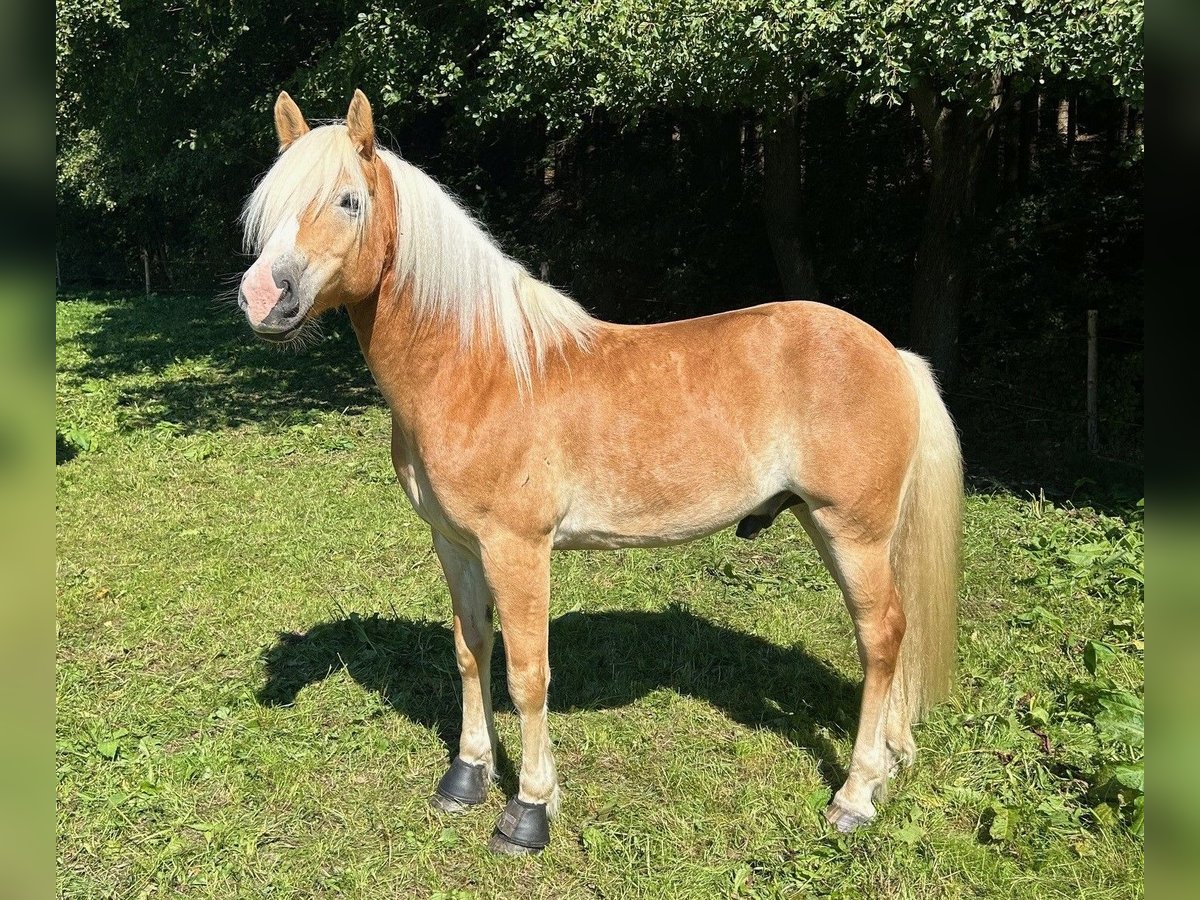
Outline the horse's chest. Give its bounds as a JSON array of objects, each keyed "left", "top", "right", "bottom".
[{"left": 391, "top": 435, "right": 458, "bottom": 537}]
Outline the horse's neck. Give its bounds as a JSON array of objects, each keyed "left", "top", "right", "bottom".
[{"left": 346, "top": 284, "right": 513, "bottom": 428}]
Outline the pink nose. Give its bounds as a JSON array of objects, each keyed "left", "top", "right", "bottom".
[{"left": 240, "top": 254, "right": 286, "bottom": 326}]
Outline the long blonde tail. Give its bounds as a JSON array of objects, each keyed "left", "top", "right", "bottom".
[{"left": 889, "top": 351, "right": 963, "bottom": 724}]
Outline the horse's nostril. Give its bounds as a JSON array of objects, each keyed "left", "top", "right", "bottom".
[
  {"left": 274, "top": 278, "right": 300, "bottom": 318},
  {"left": 237, "top": 290, "right": 249, "bottom": 311}
]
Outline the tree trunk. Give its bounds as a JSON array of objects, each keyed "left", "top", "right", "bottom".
[
  {"left": 1038, "top": 89, "right": 1057, "bottom": 145},
  {"left": 1111, "top": 98, "right": 1132, "bottom": 149},
  {"left": 1056, "top": 95, "right": 1077, "bottom": 154},
  {"left": 1056, "top": 97, "right": 1070, "bottom": 140},
  {"left": 979, "top": 100, "right": 1004, "bottom": 210},
  {"left": 741, "top": 116, "right": 762, "bottom": 183},
  {"left": 908, "top": 78, "right": 1004, "bottom": 382},
  {"left": 1017, "top": 91, "right": 1037, "bottom": 190},
  {"left": 762, "top": 103, "right": 820, "bottom": 300},
  {"left": 543, "top": 127, "right": 557, "bottom": 189},
  {"left": 159, "top": 240, "right": 175, "bottom": 290},
  {"left": 1001, "top": 92, "right": 1037, "bottom": 195},
  {"left": 1001, "top": 100, "right": 1020, "bottom": 197}
]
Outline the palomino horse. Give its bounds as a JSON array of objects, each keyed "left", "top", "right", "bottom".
[{"left": 238, "top": 90, "right": 963, "bottom": 855}]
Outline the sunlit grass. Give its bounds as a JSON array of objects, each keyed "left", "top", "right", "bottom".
[{"left": 57, "top": 295, "right": 1143, "bottom": 899}]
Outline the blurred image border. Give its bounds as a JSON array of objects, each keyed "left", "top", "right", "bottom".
[
  {"left": 6, "top": 0, "right": 54, "bottom": 898},
  {"left": 1149, "top": 2, "right": 1200, "bottom": 897}
]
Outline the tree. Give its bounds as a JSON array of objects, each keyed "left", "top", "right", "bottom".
[
  {"left": 480, "top": 2, "right": 828, "bottom": 298},
  {"left": 57, "top": 2, "right": 1142, "bottom": 379},
  {"left": 482, "top": 0, "right": 1143, "bottom": 377},
  {"left": 55, "top": 0, "right": 486, "bottom": 284},
  {"left": 823, "top": 2, "right": 1143, "bottom": 379}
]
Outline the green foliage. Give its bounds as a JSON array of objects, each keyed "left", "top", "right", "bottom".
[
  {"left": 827, "top": 0, "right": 1144, "bottom": 106},
  {"left": 1016, "top": 497, "right": 1144, "bottom": 836},
  {"left": 59, "top": 425, "right": 96, "bottom": 454},
  {"left": 483, "top": 0, "right": 1144, "bottom": 126},
  {"left": 481, "top": 1, "right": 810, "bottom": 124},
  {"left": 304, "top": 5, "right": 477, "bottom": 109},
  {"left": 55, "top": 0, "right": 1144, "bottom": 365},
  {"left": 1022, "top": 498, "right": 1144, "bottom": 601},
  {"left": 56, "top": 1, "right": 1144, "bottom": 227},
  {"left": 1072, "top": 620, "right": 1144, "bottom": 837},
  {"left": 1072, "top": 679, "right": 1144, "bottom": 836}
]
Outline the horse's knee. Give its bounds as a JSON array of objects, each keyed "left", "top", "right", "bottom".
[
  {"left": 457, "top": 631, "right": 490, "bottom": 667},
  {"left": 455, "top": 611, "right": 493, "bottom": 670},
  {"left": 507, "top": 663, "right": 549, "bottom": 714}
]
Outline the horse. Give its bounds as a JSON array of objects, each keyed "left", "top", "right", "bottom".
[{"left": 237, "top": 89, "right": 963, "bottom": 855}]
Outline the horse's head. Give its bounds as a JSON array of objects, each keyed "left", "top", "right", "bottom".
[{"left": 238, "top": 90, "right": 391, "bottom": 342}]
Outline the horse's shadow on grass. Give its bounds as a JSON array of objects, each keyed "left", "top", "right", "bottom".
[{"left": 258, "top": 604, "right": 858, "bottom": 793}]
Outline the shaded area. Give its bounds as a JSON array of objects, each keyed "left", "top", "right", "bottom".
[
  {"left": 259, "top": 605, "right": 858, "bottom": 791},
  {"left": 966, "top": 467, "right": 1142, "bottom": 522},
  {"left": 60, "top": 293, "right": 378, "bottom": 434},
  {"left": 56, "top": 431, "right": 79, "bottom": 465}
]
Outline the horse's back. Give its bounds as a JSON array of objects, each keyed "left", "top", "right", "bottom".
[{"left": 557, "top": 300, "right": 914, "bottom": 448}]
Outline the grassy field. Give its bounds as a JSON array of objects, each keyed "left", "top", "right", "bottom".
[{"left": 56, "top": 294, "right": 1143, "bottom": 899}]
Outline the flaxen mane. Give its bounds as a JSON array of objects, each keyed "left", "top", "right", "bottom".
[{"left": 243, "top": 124, "right": 596, "bottom": 387}]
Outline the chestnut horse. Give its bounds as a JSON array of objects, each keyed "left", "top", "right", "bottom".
[{"left": 237, "top": 90, "right": 962, "bottom": 855}]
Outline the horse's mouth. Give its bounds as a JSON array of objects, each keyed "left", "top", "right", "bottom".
[{"left": 254, "top": 320, "right": 307, "bottom": 344}]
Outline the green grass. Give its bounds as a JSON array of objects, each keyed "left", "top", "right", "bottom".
[{"left": 57, "top": 294, "right": 1144, "bottom": 899}]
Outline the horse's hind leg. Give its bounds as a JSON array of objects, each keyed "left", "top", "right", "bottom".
[
  {"left": 794, "top": 506, "right": 907, "bottom": 831},
  {"left": 430, "top": 533, "right": 498, "bottom": 813}
]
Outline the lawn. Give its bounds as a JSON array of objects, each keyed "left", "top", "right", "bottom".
[{"left": 56, "top": 294, "right": 1143, "bottom": 899}]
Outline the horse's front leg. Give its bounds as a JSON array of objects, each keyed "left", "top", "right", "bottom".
[
  {"left": 429, "top": 533, "right": 498, "bottom": 812},
  {"left": 481, "top": 536, "right": 557, "bottom": 855}
]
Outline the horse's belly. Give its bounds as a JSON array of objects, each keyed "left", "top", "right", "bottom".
[
  {"left": 553, "top": 518, "right": 730, "bottom": 550},
  {"left": 552, "top": 489, "right": 765, "bottom": 550},
  {"left": 552, "top": 425, "right": 793, "bottom": 550}
]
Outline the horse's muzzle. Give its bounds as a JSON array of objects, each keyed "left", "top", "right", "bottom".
[
  {"left": 242, "top": 283, "right": 302, "bottom": 340},
  {"left": 240, "top": 258, "right": 310, "bottom": 341}
]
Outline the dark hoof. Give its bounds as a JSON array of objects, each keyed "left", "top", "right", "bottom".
[
  {"left": 431, "top": 757, "right": 491, "bottom": 812},
  {"left": 429, "top": 792, "right": 476, "bottom": 814},
  {"left": 824, "top": 800, "right": 874, "bottom": 833},
  {"left": 489, "top": 796, "right": 550, "bottom": 855},
  {"left": 487, "top": 831, "right": 544, "bottom": 856}
]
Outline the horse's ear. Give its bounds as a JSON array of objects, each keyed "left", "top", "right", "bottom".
[
  {"left": 346, "top": 89, "right": 376, "bottom": 160},
  {"left": 274, "top": 91, "right": 309, "bottom": 153}
]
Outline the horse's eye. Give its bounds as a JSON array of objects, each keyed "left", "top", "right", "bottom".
[{"left": 339, "top": 194, "right": 361, "bottom": 215}]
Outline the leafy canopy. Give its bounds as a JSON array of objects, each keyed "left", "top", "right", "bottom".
[{"left": 481, "top": 1, "right": 1144, "bottom": 126}]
